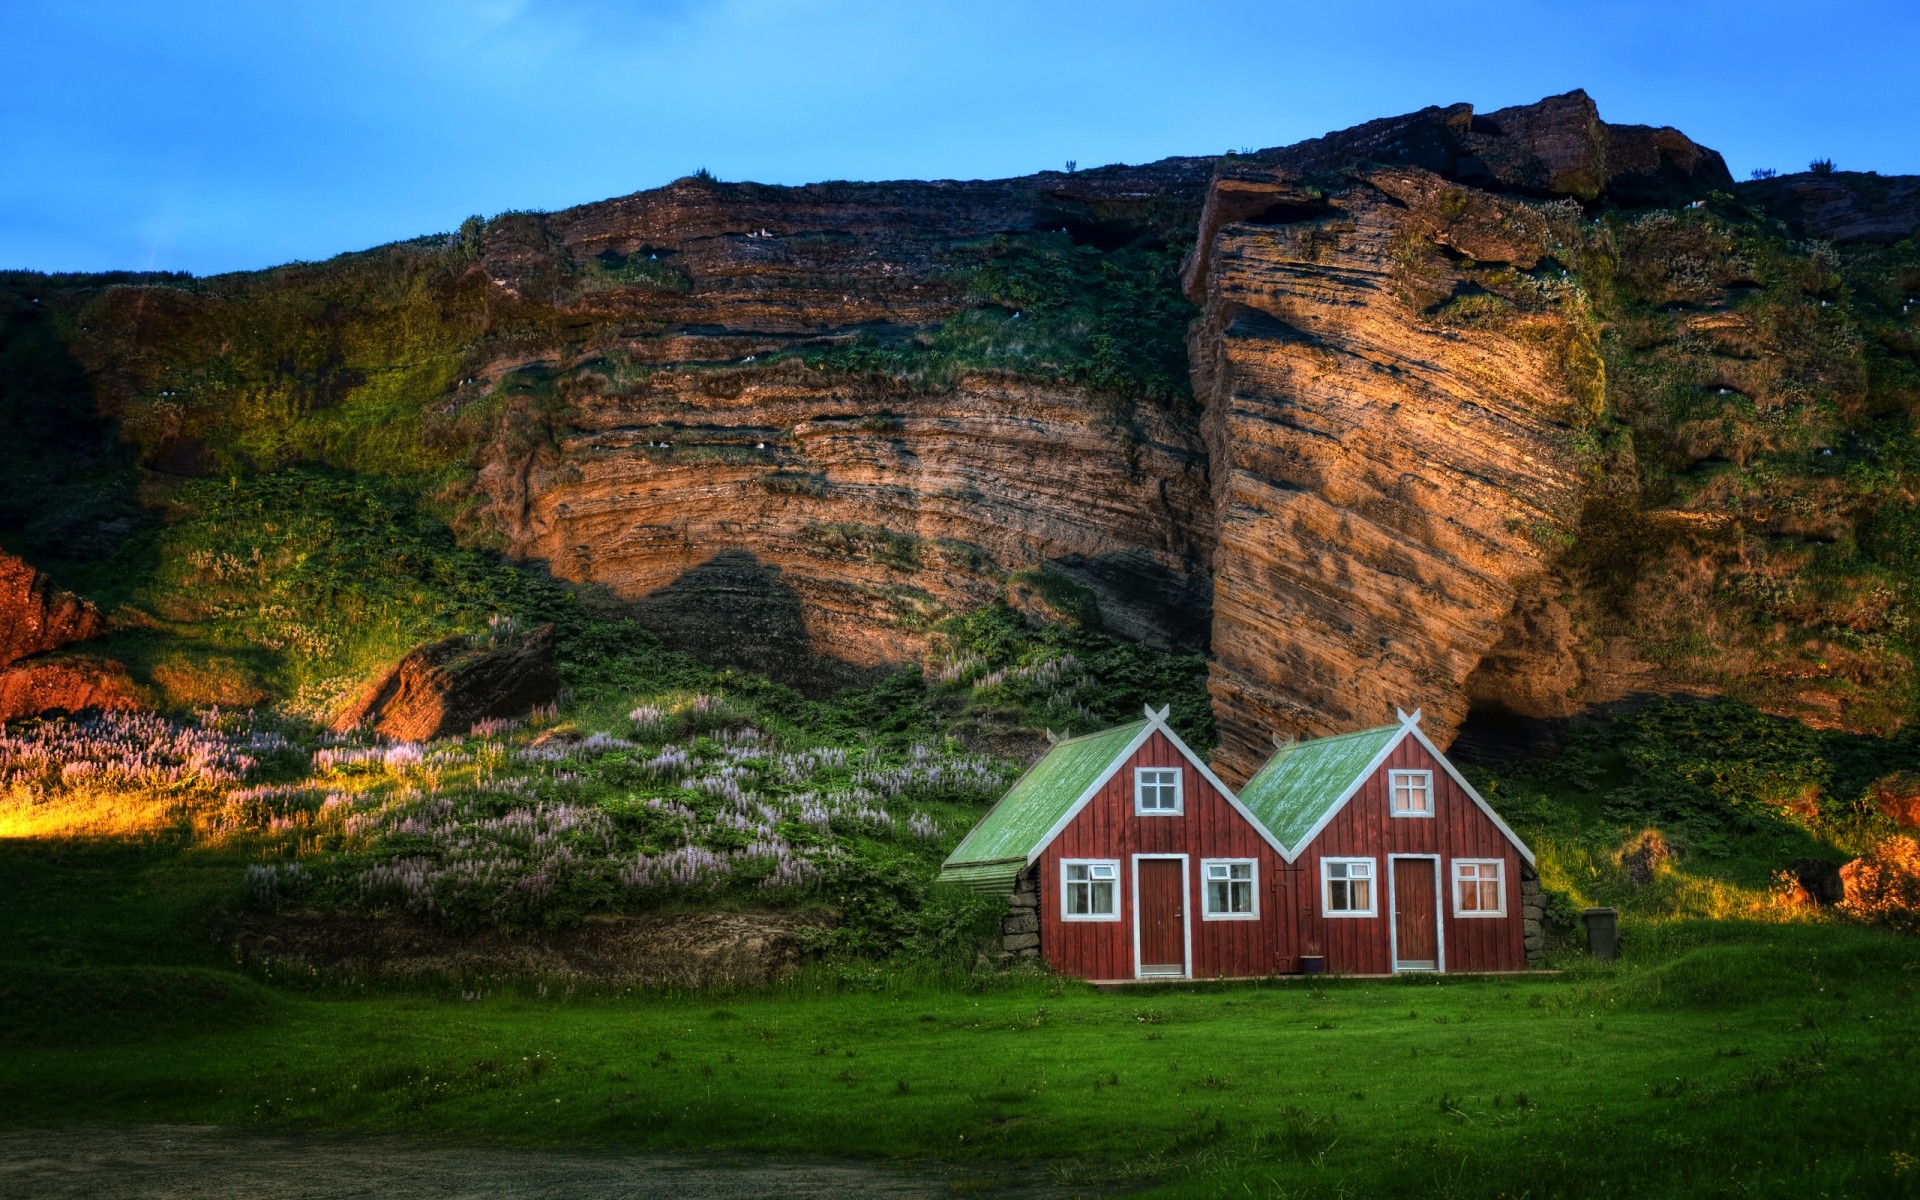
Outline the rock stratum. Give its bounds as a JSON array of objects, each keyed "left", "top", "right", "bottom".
[{"left": 7, "top": 89, "right": 1919, "bottom": 777}]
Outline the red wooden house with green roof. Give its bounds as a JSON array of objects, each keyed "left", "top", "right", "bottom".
[{"left": 940, "top": 706, "right": 1541, "bottom": 980}]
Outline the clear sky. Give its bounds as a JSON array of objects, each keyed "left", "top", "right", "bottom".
[{"left": 5, "top": 0, "right": 1916, "bottom": 276}]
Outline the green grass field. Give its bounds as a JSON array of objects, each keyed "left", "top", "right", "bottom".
[{"left": 2, "top": 836, "right": 1918, "bottom": 1198}]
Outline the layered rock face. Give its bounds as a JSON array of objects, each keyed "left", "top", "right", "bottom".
[
  {"left": 29, "top": 88, "right": 1914, "bottom": 766},
  {"left": 1185, "top": 93, "right": 1733, "bottom": 780},
  {"left": 463, "top": 166, "right": 1217, "bottom": 686}
]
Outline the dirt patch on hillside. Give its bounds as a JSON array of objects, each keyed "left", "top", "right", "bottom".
[
  {"left": 215, "top": 909, "right": 828, "bottom": 988},
  {"left": 0, "top": 1126, "right": 1093, "bottom": 1199}
]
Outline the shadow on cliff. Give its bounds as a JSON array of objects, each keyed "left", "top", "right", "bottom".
[
  {"left": 1046, "top": 551, "right": 1211, "bottom": 654},
  {"left": 630, "top": 549, "right": 893, "bottom": 697},
  {"left": 0, "top": 285, "right": 153, "bottom": 596}
]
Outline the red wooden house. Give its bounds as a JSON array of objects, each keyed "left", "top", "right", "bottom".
[{"left": 940, "top": 706, "right": 1539, "bottom": 980}]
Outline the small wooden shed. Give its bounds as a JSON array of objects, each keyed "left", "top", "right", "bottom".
[{"left": 939, "top": 706, "right": 1541, "bottom": 980}]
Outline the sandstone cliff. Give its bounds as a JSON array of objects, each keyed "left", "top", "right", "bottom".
[
  {"left": 1183, "top": 93, "right": 1735, "bottom": 779},
  {"left": 6, "top": 90, "right": 1918, "bottom": 764},
  {"left": 467, "top": 167, "right": 1218, "bottom": 688}
]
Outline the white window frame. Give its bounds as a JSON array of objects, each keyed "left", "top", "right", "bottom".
[
  {"left": 1200, "top": 858, "right": 1259, "bottom": 921},
  {"left": 1321, "top": 856, "right": 1377, "bottom": 918},
  {"left": 1060, "top": 859, "right": 1121, "bottom": 922},
  {"left": 1133, "top": 766, "right": 1184, "bottom": 816},
  {"left": 1451, "top": 858, "right": 1507, "bottom": 918},
  {"left": 1388, "top": 769, "right": 1435, "bottom": 817}
]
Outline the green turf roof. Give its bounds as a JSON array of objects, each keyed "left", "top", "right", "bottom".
[
  {"left": 1237, "top": 723, "right": 1403, "bottom": 851},
  {"left": 936, "top": 860, "right": 1028, "bottom": 894},
  {"left": 940, "top": 719, "right": 1150, "bottom": 876}
]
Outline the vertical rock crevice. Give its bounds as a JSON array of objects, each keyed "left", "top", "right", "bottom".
[{"left": 1184, "top": 91, "right": 1733, "bottom": 782}]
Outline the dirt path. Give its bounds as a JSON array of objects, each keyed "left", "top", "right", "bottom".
[{"left": 0, "top": 1126, "right": 1092, "bottom": 1199}]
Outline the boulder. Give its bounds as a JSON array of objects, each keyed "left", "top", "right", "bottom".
[
  {"left": 0, "top": 550, "right": 105, "bottom": 669},
  {"left": 331, "top": 624, "right": 560, "bottom": 742},
  {"left": 0, "top": 654, "right": 143, "bottom": 722},
  {"left": 1869, "top": 771, "right": 1920, "bottom": 830}
]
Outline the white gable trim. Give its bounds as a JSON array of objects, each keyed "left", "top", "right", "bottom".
[
  {"left": 1024, "top": 704, "right": 1291, "bottom": 865},
  {"left": 1023, "top": 720, "right": 1159, "bottom": 865},
  {"left": 1152, "top": 712, "right": 1293, "bottom": 861},
  {"left": 942, "top": 737, "right": 1082, "bottom": 869},
  {"left": 1280, "top": 711, "right": 1537, "bottom": 868},
  {"left": 1276, "top": 726, "right": 1410, "bottom": 861},
  {"left": 1402, "top": 721, "right": 1537, "bottom": 868}
]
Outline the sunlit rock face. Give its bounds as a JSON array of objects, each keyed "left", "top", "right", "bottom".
[
  {"left": 1185, "top": 92, "right": 1734, "bottom": 781},
  {"left": 463, "top": 166, "right": 1219, "bottom": 690},
  {"left": 0, "top": 656, "right": 141, "bottom": 723},
  {"left": 0, "top": 549, "right": 104, "bottom": 669}
]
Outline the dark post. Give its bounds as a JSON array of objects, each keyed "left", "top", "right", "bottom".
[{"left": 1581, "top": 907, "right": 1619, "bottom": 961}]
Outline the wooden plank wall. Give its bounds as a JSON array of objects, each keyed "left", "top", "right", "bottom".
[
  {"left": 1037, "top": 732, "right": 1291, "bottom": 982},
  {"left": 1288, "top": 738, "right": 1527, "bottom": 974}
]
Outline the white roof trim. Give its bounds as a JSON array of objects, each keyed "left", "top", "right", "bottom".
[
  {"left": 1023, "top": 705, "right": 1291, "bottom": 865},
  {"left": 1023, "top": 720, "right": 1159, "bottom": 865},
  {"left": 1275, "top": 725, "right": 1410, "bottom": 861},
  {"left": 1150, "top": 712, "right": 1292, "bottom": 861},
  {"left": 1402, "top": 721, "right": 1537, "bottom": 867},
  {"left": 1278, "top": 710, "right": 1537, "bottom": 867}
]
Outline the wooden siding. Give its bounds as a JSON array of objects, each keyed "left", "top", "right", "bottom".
[
  {"left": 1288, "top": 738, "right": 1527, "bottom": 974},
  {"left": 1036, "top": 731, "right": 1290, "bottom": 981}
]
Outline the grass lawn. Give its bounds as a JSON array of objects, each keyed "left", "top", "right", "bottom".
[{"left": 3, "top": 846, "right": 1919, "bottom": 1198}]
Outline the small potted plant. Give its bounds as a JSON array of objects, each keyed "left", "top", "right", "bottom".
[{"left": 1299, "top": 940, "right": 1326, "bottom": 976}]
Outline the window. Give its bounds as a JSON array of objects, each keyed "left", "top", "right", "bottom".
[
  {"left": 1135, "top": 767, "right": 1183, "bottom": 815},
  {"left": 1062, "top": 860, "right": 1120, "bottom": 920},
  {"left": 1201, "top": 859, "right": 1258, "bottom": 919},
  {"left": 1389, "top": 769, "right": 1434, "bottom": 816},
  {"left": 1322, "top": 857, "right": 1376, "bottom": 917},
  {"left": 1453, "top": 859, "right": 1505, "bottom": 916}
]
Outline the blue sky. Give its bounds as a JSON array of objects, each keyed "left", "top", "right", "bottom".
[{"left": 5, "top": 0, "right": 1916, "bottom": 276}]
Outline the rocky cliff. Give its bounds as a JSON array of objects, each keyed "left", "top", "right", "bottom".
[
  {"left": 5, "top": 90, "right": 1918, "bottom": 766},
  {"left": 1182, "top": 94, "right": 1740, "bottom": 778}
]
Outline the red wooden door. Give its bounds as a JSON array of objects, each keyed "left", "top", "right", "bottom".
[
  {"left": 1137, "top": 859, "right": 1186, "bottom": 976},
  {"left": 1393, "top": 858, "right": 1439, "bottom": 969}
]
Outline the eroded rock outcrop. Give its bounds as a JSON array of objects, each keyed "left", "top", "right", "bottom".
[
  {"left": 332, "top": 624, "right": 560, "bottom": 742},
  {"left": 0, "top": 549, "right": 105, "bottom": 669},
  {"left": 40, "top": 89, "right": 1900, "bottom": 761},
  {"left": 1743, "top": 170, "right": 1920, "bottom": 244}
]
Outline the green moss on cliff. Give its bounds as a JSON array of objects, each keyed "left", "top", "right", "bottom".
[
  {"left": 1560, "top": 196, "right": 1920, "bottom": 728},
  {"left": 788, "top": 231, "right": 1197, "bottom": 417}
]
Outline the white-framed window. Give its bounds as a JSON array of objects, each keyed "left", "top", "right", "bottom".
[
  {"left": 1134, "top": 767, "right": 1183, "bottom": 815},
  {"left": 1452, "top": 859, "right": 1505, "bottom": 917},
  {"left": 1322, "top": 857, "right": 1377, "bottom": 917},
  {"left": 1389, "top": 769, "right": 1434, "bottom": 817},
  {"left": 1201, "top": 859, "right": 1258, "bottom": 919},
  {"left": 1062, "top": 859, "right": 1121, "bottom": 920}
]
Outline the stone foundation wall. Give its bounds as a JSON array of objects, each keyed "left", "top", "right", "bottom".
[
  {"left": 998, "top": 865, "right": 1042, "bottom": 967},
  {"left": 1520, "top": 865, "right": 1546, "bottom": 966}
]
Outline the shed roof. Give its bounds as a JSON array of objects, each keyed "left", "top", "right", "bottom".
[
  {"left": 1236, "top": 723, "right": 1402, "bottom": 850},
  {"left": 940, "top": 719, "right": 1149, "bottom": 877}
]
